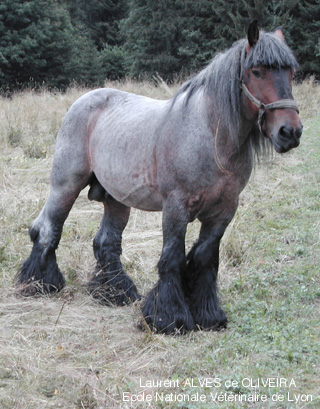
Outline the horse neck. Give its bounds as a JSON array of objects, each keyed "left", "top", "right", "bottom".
[
  {"left": 207, "top": 99, "right": 255, "bottom": 174},
  {"left": 238, "top": 114, "right": 257, "bottom": 148},
  {"left": 208, "top": 93, "right": 253, "bottom": 150}
]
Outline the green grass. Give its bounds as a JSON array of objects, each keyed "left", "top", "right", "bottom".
[{"left": 0, "top": 82, "right": 319, "bottom": 408}]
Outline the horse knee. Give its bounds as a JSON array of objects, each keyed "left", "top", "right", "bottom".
[
  {"left": 197, "top": 238, "right": 219, "bottom": 266},
  {"left": 158, "top": 246, "right": 186, "bottom": 279}
]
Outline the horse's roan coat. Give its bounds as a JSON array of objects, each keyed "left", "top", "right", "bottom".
[{"left": 17, "top": 21, "right": 303, "bottom": 334}]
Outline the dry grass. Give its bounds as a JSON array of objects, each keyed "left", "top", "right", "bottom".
[{"left": 0, "top": 80, "right": 319, "bottom": 409}]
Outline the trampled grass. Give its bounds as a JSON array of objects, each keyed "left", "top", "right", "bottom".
[{"left": 0, "top": 81, "right": 319, "bottom": 408}]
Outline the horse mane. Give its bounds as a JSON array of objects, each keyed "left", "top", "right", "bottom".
[{"left": 172, "top": 31, "right": 299, "bottom": 159}]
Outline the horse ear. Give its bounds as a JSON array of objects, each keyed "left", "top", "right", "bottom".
[
  {"left": 247, "top": 19, "right": 259, "bottom": 47},
  {"left": 273, "top": 26, "right": 285, "bottom": 42}
]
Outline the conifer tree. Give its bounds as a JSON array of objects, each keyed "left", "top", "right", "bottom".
[
  {"left": 209, "top": 0, "right": 319, "bottom": 78},
  {"left": 0, "top": 0, "right": 75, "bottom": 90},
  {"left": 177, "top": 0, "right": 220, "bottom": 71},
  {"left": 65, "top": 0, "right": 129, "bottom": 81},
  {"left": 65, "top": 0, "right": 128, "bottom": 50},
  {"left": 122, "top": 0, "right": 183, "bottom": 80},
  {"left": 1, "top": 0, "right": 319, "bottom": 89},
  {"left": 284, "top": 0, "right": 320, "bottom": 77}
]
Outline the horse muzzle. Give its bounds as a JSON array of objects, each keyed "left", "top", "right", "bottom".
[
  {"left": 271, "top": 123, "right": 303, "bottom": 153},
  {"left": 241, "top": 82, "right": 303, "bottom": 153}
]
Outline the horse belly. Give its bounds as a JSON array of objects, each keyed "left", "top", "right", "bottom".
[
  {"left": 94, "top": 158, "right": 163, "bottom": 211},
  {"left": 89, "top": 97, "right": 165, "bottom": 211},
  {"left": 115, "top": 183, "right": 163, "bottom": 211}
]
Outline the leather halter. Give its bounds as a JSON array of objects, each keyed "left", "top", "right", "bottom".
[{"left": 241, "top": 81, "right": 300, "bottom": 135}]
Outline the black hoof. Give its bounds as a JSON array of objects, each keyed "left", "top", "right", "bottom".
[
  {"left": 141, "top": 280, "right": 196, "bottom": 335},
  {"left": 195, "top": 314, "right": 228, "bottom": 331},
  {"left": 191, "top": 302, "right": 228, "bottom": 331},
  {"left": 88, "top": 267, "right": 140, "bottom": 306},
  {"left": 16, "top": 245, "right": 65, "bottom": 296},
  {"left": 16, "top": 279, "right": 64, "bottom": 297}
]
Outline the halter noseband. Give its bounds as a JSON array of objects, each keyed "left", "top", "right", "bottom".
[{"left": 241, "top": 82, "right": 300, "bottom": 135}]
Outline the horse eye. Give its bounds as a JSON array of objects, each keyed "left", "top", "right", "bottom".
[{"left": 252, "top": 70, "right": 261, "bottom": 78}]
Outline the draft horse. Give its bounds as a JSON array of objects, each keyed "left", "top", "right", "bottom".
[{"left": 17, "top": 21, "right": 302, "bottom": 334}]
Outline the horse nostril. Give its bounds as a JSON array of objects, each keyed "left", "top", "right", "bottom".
[
  {"left": 279, "top": 125, "right": 292, "bottom": 139},
  {"left": 295, "top": 125, "right": 303, "bottom": 139}
]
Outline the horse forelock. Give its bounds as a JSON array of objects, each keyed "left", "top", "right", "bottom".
[
  {"left": 172, "top": 30, "right": 298, "bottom": 160},
  {"left": 245, "top": 31, "right": 299, "bottom": 70}
]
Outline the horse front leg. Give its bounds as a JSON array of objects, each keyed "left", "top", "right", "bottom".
[
  {"left": 184, "top": 216, "right": 232, "bottom": 331},
  {"left": 141, "top": 191, "right": 195, "bottom": 334}
]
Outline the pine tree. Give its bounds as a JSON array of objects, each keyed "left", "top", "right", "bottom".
[
  {"left": 210, "top": 0, "right": 294, "bottom": 50},
  {"left": 121, "top": 0, "right": 310, "bottom": 81},
  {"left": 122, "top": 0, "right": 183, "bottom": 80},
  {"left": 0, "top": 0, "right": 76, "bottom": 90},
  {"left": 65, "top": 0, "right": 128, "bottom": 50},
  {"left": 1, "top": 0, "right": 318, "bottom": 89},
  {"left": 284, "top": 0, "right": 320, "bottom": 78},
  {"left": 209, "top": 0, "right": 319, "bottom": 78},
  {"left": 177, "top": 0, "right": 220, "bottom": 71},
  {"left": 65, "top": 0, "right": 128, "bottom": 81}
]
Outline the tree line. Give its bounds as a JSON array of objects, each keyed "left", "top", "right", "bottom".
[{"left": 0, "top": 0, "right": 319, "bottom": 91}]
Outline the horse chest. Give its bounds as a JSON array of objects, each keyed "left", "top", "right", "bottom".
[{"left": 189, "top": 172, "right": 247, "bottom": 221}]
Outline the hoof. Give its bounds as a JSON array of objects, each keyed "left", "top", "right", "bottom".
[
  {"left": 16, "top": 279, "right": 64, "bottom": 297},
  {"left": 16, "top": 246, "right": 65, "bottom": 296},
  {"left": 141, "top": 280, "right": 195, "bottom": 335},
  {"left": 191, "top": 303, "right": 228, "bottom": 331},
  {"left": 88, "top": 267, "right": 140, "bottom": 306},
  {"left": 195, "top": 315, "right": 228, "bottom": 331}
]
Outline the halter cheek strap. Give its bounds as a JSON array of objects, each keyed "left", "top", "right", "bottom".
[{"left": 241, "top": 81, "right": 300, "bottom": 135}]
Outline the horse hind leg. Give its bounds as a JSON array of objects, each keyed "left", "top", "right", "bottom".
[
  {"left": 17, "top": 130, "right": 91, "bottom": 295},
  {"left": 17, "top": 188, "right": 73, "bottom": 294},
  {"left": 88, "top": 189, "right": 140, "bottom": 306},
  {"left": 17, "top": 208, "right": 64, "bottom": 294},
  {"left": 16, "top": 164, "right": 91, "bottom": 294}
]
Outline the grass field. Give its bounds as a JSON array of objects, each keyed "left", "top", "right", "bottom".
[{"left": 0, "top": 79, "right": 319, "bottom": 409}]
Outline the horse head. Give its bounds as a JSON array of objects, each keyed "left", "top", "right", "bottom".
[{"left": 242, "top": 20, "right": 303, "bottom": 153}]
